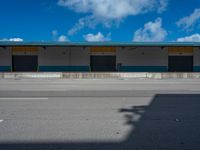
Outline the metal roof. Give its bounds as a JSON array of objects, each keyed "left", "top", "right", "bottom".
[{"left": 0, "top": 41, "right": 200, "bottom": 47}]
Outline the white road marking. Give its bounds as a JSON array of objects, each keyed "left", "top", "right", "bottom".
[
  {"left": 0, "top": 98, "right": 49, "bottom": 100},
  {"left": 20, "top": 89, "right": 68, "bottom": 91},
  {"left": 0, "top": 120, "right": 3, "bottom": 123}
]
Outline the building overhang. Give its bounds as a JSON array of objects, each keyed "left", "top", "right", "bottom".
[{"left": 0, "top": 42, "right": 200, "bottom": 47}]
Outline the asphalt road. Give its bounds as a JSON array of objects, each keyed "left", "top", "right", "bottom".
[{"left": 0, "top": 79, "right": 200, "bottom": 150}]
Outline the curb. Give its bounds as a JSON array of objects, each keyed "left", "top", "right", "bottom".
[{"left": 1, "top": 72, "right": 200, "bottom": 79}]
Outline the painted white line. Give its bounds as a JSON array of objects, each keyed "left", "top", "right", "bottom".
[
  {"left": 0, "top": 98, "right": 49, "bottom": 100},
  {"left": 0, "top": 120, "right": 4, "bottom": 123},
  {"left": 20, "top": 89, "right": 67, "bottom": 91}
]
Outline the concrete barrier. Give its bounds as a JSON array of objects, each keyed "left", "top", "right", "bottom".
[
  {"left": 2, "top": 73, "right": 63, "bottom": 79},
  {"left": 1, "top": 72, "right": 200, "bottom": 79}
]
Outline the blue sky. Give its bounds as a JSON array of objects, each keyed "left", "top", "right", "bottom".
[{"left": 0, "top": 0, "right": 200, "bottom": 42}]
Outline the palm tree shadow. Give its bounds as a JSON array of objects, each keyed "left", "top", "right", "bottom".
[{"left": 1, "top": 94, "right": 200, "bottom": 150}]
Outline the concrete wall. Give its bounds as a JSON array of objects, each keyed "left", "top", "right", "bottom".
[
  {"left": 116, "top": 47, "right": 168, "bottom": 72},
  {"left": 0, "top": 47, "right": 11, "bottom": 72},
  {"left": 194, "top": 47, "right": 200, "bottom": 72},
  {"left": 38, "top": 47, "right": 90, "bottom": 72}
]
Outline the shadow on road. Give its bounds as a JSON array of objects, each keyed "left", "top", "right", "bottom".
[{"left": 1, "top": 94, "right": 200, "bottom": 150}]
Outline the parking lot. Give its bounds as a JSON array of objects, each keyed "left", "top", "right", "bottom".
[{"left": 0, "top": 78, "right": 200, "bottom": 150}]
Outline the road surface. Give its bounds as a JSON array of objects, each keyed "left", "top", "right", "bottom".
[{"left": 0, "top": 78, "right": 200, "bottom": 150}]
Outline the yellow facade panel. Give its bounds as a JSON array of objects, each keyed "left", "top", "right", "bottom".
[
  {"left": 12, "top": 47, "right": 39, "bottom": 53},
  {"left": 90, "top": 47, "right": 116, "bottom": 53},
  {"left": 169, "top": 47, "right": 193, "bottom": 54}
]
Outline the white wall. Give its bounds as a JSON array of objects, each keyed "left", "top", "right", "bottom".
[
  {"left": 116, "top": 47, "right": 168, "bottom": 66},
  {"left": 38, "top": 47, "right": 90, "bottom": 66},
  {"left": 70, "top": 47, "right": 90, "bottom": 66},
  {"left": 0, "top": 47, "right": 11, "bottom": 66},
  {"left": 194, "top": 47, "right": 200, "bottom": 66},
  {"left": 39, "top": 47, "right": 69, "bottom": 66}
]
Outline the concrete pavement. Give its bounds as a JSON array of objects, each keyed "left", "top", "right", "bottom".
[{"left": 0, "top": 79, "right": 200, "bottom": 150}]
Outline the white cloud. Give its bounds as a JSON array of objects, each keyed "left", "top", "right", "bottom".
[
  {"left": 52, "top": 30, "right": 58, "bottom": 40},
  {"left": 51, "top": 30, "right": 69, "bottom": 42},
  {"left": 177, "top": 34, "right": 200, "bottom": 42},
  {"left": 133, "top": 18, "right": 167, "bottom": 42},
  {"left": 58, "top": 0, "right": 168, "bottom": 35},
  {"left": 177, "top": 8, "right": 200, "bottom": 30},
  {"left": 83, "top": 32, "right": 111, "bottom": 42},
  {"left": 8, "top": 38, "right": 23, "bottom": 42},
  {"left": 0, "top": 38, "right": 23, "bottom": 42},
  {"left": 68, "top": 16, "right": 96, "bottom": 35},
  {"left": 58, "top": 35, "right": 68, "bottom": 42},
  {"left": 52, "top": 30, "right": 58, "bottom": 36},
  {"left": 158, "top": 0, "right": 168, "bottom": 13}
]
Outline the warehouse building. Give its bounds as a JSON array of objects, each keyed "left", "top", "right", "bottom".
[{"left": 0, "top": 42, "right": 200, "bottom": 72}]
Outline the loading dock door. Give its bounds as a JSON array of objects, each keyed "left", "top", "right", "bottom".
[
  {"left": 12, "top": 56, "right": 38, "bottom": 72},
  {"left": 168, "top": 56, "right": 193, "bottom": 72},
  {"left": 90, "top": 56, "right": 116, "bottom": 72}
]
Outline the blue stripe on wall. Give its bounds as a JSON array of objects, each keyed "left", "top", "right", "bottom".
[
  {"left": 194, "top": 66, "right": 200, "bottom": 72},
  {"left": 39, "top": 66, "right": 90, "bottom": 72},
  {"left": 0, "top": 66, "right": 11, "bottom": 72},
  {"left": 119, "top": 66, "right": 168, "bottom": 72}
]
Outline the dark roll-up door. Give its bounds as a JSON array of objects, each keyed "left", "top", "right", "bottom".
[
  {"left": 12, "top": 56, "right": 38, "bottom": 72},
  {"left": 168, "top": 56, "right": 193, "bottom": 72},
  {"left": 90, "top": 56, "right": 116, "bottom": 72}
]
